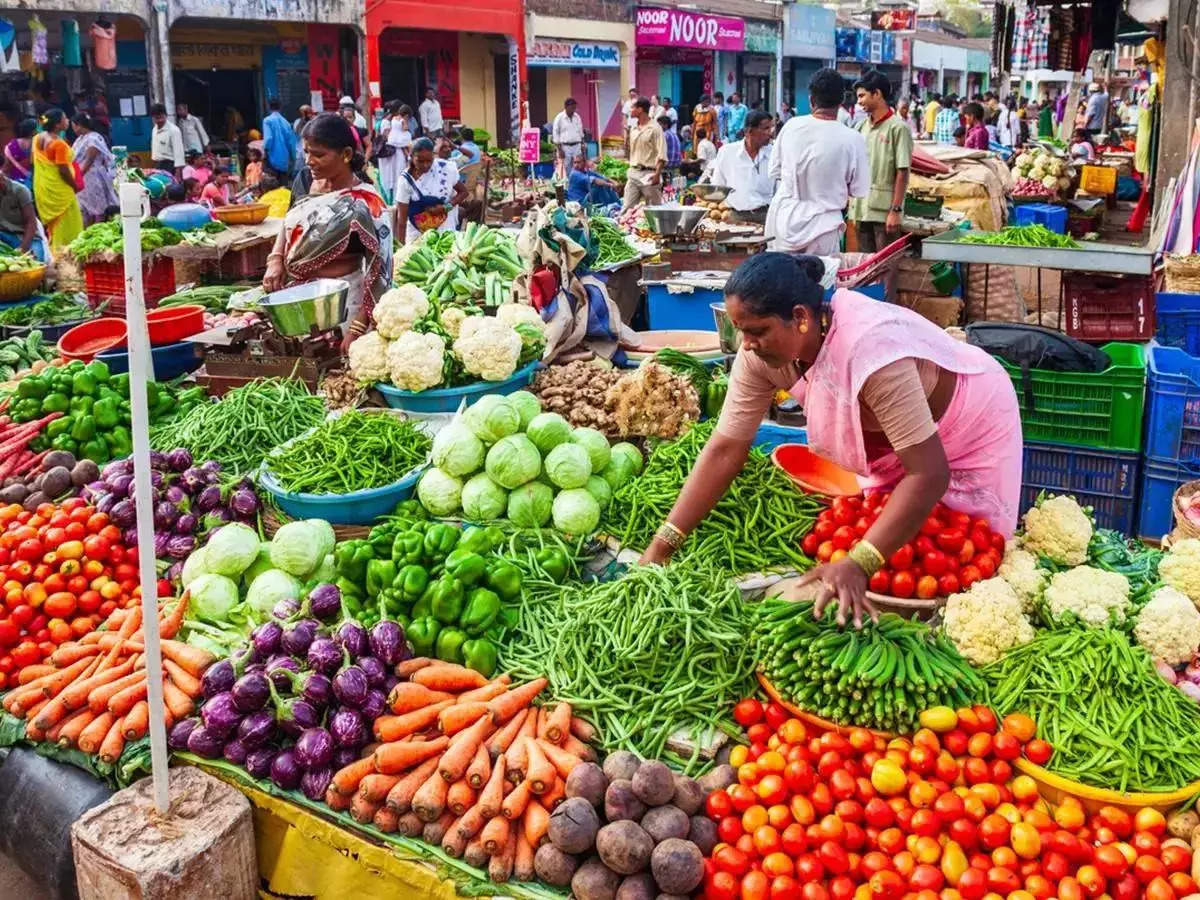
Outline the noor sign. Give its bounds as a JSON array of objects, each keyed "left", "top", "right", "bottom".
[{"left": 636, "top": 7, "right": 745, "bottom": 52}]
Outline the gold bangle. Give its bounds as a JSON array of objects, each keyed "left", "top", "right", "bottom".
[
  {"left": 655, "top": 522, "right": 687, "bottom": 550},
  {"left": 348, "top": 320, "right": 368, "bottom": 336},
  {"left": 848, "top": 540, "right": 885, "bottom": 577}
]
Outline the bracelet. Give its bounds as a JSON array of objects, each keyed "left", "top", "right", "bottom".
[
  {"left": 848, "top": 539, "right": 885, "bottom": 577},
  {"left": 654, "top": 522, "right": 687, "bottom": 550},
  {"left": 348, "top": 320, "right": 368, "bottom": 336}
]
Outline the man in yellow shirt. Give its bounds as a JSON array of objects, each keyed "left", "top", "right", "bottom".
[
  {"left": 922, "top": 92, "right": 941, "bottom": 139},
  {"left": 623, "top": 97, "right": 667, "bottom": 209}
]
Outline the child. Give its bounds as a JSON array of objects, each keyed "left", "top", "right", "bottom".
[
  {"left": 255, "top": 174, "right": 291, "bottom": 218},
  {"left": 183, "top": 178, "right": 202, "bottom": 203},
  {"left": 182, "top": 150, "right": 211, "bottom": 187},
  {"left": 244, "top": 147, "right": 264, "bottom": 188},
  {"left": 1070, "top": 128, "right": 1096, "bottom": 160},
  {"left": 200, "top": 167, "right": 236, "bottom": 207},
  {"left": 953, "top": 126, "right": 966, "bottom": 147}
]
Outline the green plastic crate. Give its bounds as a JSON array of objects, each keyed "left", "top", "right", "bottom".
[{"left": 996, "top": 341, "right": 1146, "bottom": 452}]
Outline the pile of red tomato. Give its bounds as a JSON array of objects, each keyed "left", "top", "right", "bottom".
[
  {"left": 800, "top": 495, "right": 1007, "bottom": 599},
  {"left": 0, "top": 497, "right": 154, "bottom": 690},
  {"left": 702, "top": 700, "right": 1196, "bottom": 900}
]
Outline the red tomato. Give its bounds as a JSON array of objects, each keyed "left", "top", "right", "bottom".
[
  {"left": 770, "top": 876, "right": 803, "bottom": 900},
  {"left": 869, "top": 569, "right": 892, "bottom": 593},
  {"left": 890, "top": 571, "right": 915, "bottom": 599},
  {"left": 869, "top": 870, "right": 906, "bottom": 900},
  {"left": 764, "top": 702, "right": 788, "bottom": 732},
  {"left": 921, "top": 550, "right": 948, "bottom": 576},
  {"left": 1093, "top": 845, "right": 1129, "bottom": 879},
  {"left": 11, "top": 640, "right": 39, "bottom": 667},
  {"left": 42, "top": 592, "right": 76, "bottom": 619},
  {"left": 958, "top": 565, "right": 982, "bottom": 589},
  {"left": 864, "top": 797, "right": 894, "bottom": 828},
  {"left": 802, "top": 533, "right": 820, "bottom": 556},
  {"left": 1135, "top": 856, "right": 1168, "bottom": 885},
  {"left": 781, "top": 823, "right": 808, "bottom": 856},
  {"left": 795, "top": 853, "right": 825, "bottom": 883},
  {"left": 707, "top": 790, "right": 734, "bottom": 819},
  {"left": 975, "top": 555, "right": 996, "bottom": 579},
  {"left": 910, "top": 864, "right": 945, "bottom": 893},
  {"left": 9, "top": 604, "right": 33, "bottom": 628},
  {"left": 800, "top": 883, "right": 829, "bottom": 900},
  {"left": 1168, "top": 874, "right": 1197, "bottom": 896},
  {"left": 889, "top": 544, "right": 914, "bottom": 571},
  {"left": 714, "top": 845, "right": 752, "bottom": 877},
  {"left": 920, "top": 516, "right": 941, "bottom": 536},
  {"left": 0, "top": 618, "right": 16, "bottom": 646},
  {"left": 1024, "top": 740, "right": 1053, "bottom": 765},
  {"left": 935, "top": 529, "right": 965, "bottom": 553},
  {"left": 1161, "top": 845, "right": 1192, "bottom": 875},
  {"left": 734, "top": 699, "right": 764, "bottom": 727},
  {"left": 938, "top": 573, "right": 960, "bottom": 595},
  {"left": 1144, "top": 876, "right": 1176, "bottom": 900},
  {"left": 853, "top": 516, "right": 872, "bottom": 537},
  {"left": 831, "top": 497, "right": 858, "bottom": 526},
  {"left": 916, "top": 575, "right": 939, "bottom": 599},
  {"left": 832, "top": 526, "right": 856, "bottom": 552},
  {"left": 814, "top": 520, "right": 837, "bottom": 542}
]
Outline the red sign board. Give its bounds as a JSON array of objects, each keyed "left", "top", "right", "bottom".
[
  {"left": 307, "top": 24, "right": 341, "bottom": 113},
  {"left": 378, "top": 29, "right": 461, "bottom": 119},
  {"left": 519, "top": 127, "right": 541, "bottom": 164},
  {"left": 870, "top": 9, "right": 915, "bottom": 31}
]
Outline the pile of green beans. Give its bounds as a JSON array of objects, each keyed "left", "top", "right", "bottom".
[
  {"left": 958, "top": 224, "right": 1079, "bottom": 249},
  {"left": 983, "top": 627, "right": 1200, "bottom": 792},
  {"left": 265, "top": 411, "right": 432, "bottom": 494},
  {"left": 498, "top": 560, "right": 757, "bottom": 773},
  {"left": 149, "top": 378, "right": 325, "bottom": 476},
  {"left": 589, "top": 216, "right": 637, "bottom": 266},
  {"left": 604, "top": 420, "right": 826, "bottom": 573}
]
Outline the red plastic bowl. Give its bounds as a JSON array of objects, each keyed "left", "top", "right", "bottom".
[
  {"left": 771, "top": 444, "right": 861, "bottom": 496},
  {"left": 57, "top": 318, "right": 128, "bottom": 362},
  {"left": 146, "top": 304, "right": 205, "bottom": 345}
]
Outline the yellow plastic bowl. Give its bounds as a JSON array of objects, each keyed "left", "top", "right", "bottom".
[{"left": 1013, "top": 758, "right": 1200, "bottom": 815}]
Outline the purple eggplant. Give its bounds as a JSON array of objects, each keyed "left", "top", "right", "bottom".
[
  {"left": 307, "top": 583, "right": 341, "bottom": 622},
  {"left": 201, "top": 460, "right": 223, "bottom": 477},
  {"left": 236, "top": 709, "right": 276, "bottom": 749},
  {"left": 269, "top": 681, "right": 319, "bottom": 738},
  {"left": 201, "top": 691, "right": 242, "bottom": 739},
  {"left": 369, "top": 621, "right": 406, "bottom": 667},
  {"left": 230, "top": 487, "right": 259, "bottom": 518},
  {"left": 152, "top": 531, "right": 170, "bottom": 559},
  {"left": 332, "top": 747, "right": 359, "bottom": 770},
  {"left": 95, "top": 493, "right": 116, "bottom": 516},
  {"left": 154, "top": 501, "right": 179, "bottom": 528},
  {"left": 294, "top": 671, "right": 333, "bottom": 708},
  {"left": 166, "top": 534, "right": 196, "bottom": 559},
  {"left": 102, "top": 458, "right": 133, "bottom": 481},
  {"left": 245, "top": 746, "right": 276, "bottom": 779},
  {"left": 383, "top": 675, "right": 400, "bottom": 695},
  {"left": 361, "top": 689, "right": 388, "bottom": 722},
  {"left": 110, "top": 497, "right": 135, "bottom": 526},
  {"left": 168, "top": 717, "right": 199, "bottom": 751},
  {"left": 251, "top": 621, "right": 283, "bottom": 658},
  {"left": 306, "top": 637, "right": 342, "bottom": 676},
  {"left": 222, "top": 738, "right": 248, "bottom": 766},
  {"left": 294, "top": 727, "right": 335, "bottom": 769},
  {"left": 149, "top": 450, "right": 169, "bottom": 469},
  {"left": 232, "top": 671, "right": 271, "bottom": 713},
  {"left": 167, "top": 448, "right": 193, "bottom": 472},
  {"left": 270, "top": 748, "right": 303, "bottom": 790},
  {"left": 272, "top": 597, "right": 300, "bottom": 621},
  {"left": 166, "top": 560, "right": 184, "bottom": 583},
  {"left": 281, "top": 619, "right": 319, "bottom": 657},
  {"left": 194, "top": 484, "right": 222, "bottom": 513},
  {"left": 176, "top": 512, "right": 198, "bottom": 534},
  {"left": 201, "top": 659, "right": 236, "bottom": 699},
  {"left": 329, "top": 707, "right": 367, "bottom": 749},
  {"left": 165, "top": 484, "right": 188, "bottom": 505},
  {"left": 334, "top": 621, "right": 369, "bottom": 659},
  {"left": 332, "top": 665, "right": 369, "bottom": 708},
  {"left": 107, "top": 473, "right": 133, "bottom": 498},
  {"left": 181, "top": 467, "right": 207, "bottom": 494},
  {"left": 150, "top": 470, "right": 165, "bottom": 490},
  {"left": 358, "top": 656, "right": 386, "bottom": 689},
  {"left": 123, "top": 526, "right": 138, "bottom": 548},
  {"left": 186, "top": 724, "right": 225, "bottom": 758},
  {"left": 266, "top": 655, "right": 301, "bottom": 691},
  {"left": 300, "top": 766, "right": 333, "bottom": 802}
]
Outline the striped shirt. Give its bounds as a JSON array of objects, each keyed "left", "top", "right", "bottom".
[{"left": 934, "top": 107, "right": 960, "bottom": 145}]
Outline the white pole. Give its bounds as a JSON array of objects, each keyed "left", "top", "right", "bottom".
[{"left": 119, "top": 182, "right": 170, "bottom": 816}]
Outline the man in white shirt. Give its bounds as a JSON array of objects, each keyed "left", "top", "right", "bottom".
[
  {"left": 175, "top": 102, "right": 209, "bottom": 155},
  {"left": 149, "top": 103, "right": 186, "bottom": 177},
  {"left": 708, "top": 110, "right": 774, "bottom": 212},
  {"left": 552, "top": 98, "right": 586, "bottom": 168},
  {"left": 622, "top": 89, "right": 637, "bottom": 129},
  {"left": 339, "top": 96, "right": 367, "bottom": 130},
  {"left": 661, "top": 98, "right": 678, "bottom": 133},
  {"left": 765, "top": 68, "right": 868, "bottom": 256},
  {"left": 420, "top": 88, "right": 444, "bottom": 137}
]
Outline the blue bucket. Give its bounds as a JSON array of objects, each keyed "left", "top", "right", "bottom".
[
  {"left": 375, "top": 361, "right": 540, "bottom": 413},
  {"left": 258, "top": 465, "right": 425, "bottom": 525}
]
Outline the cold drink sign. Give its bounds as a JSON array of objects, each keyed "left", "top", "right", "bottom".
[{"left": 636, "top": 7, "right": 745, "bottom": 52}]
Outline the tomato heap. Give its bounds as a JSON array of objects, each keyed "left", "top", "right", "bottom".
[
  {"left": 0, "top": 497, "right": 149, "bottom": 690},
  {"left": 704, "top": 700, "right": 1194, "bottom": 900},
  {"left": 801, "top": 496, "right": 1006, "bottom": 599}
]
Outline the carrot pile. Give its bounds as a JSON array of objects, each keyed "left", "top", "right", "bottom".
[
  {"left": 1, "top": 592, "right": 215, "bottom": 765},
  {"left": 326, "top": 657, "right": 597, "bottom": 883}
]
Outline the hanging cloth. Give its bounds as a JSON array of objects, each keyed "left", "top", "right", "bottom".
[
  {"left": 0, "top": 20, "right": 18, "bottom": 74},
  {"left": 29, "top": 16, "right": 47, "bottom": 66},
  {"left": 61, "top": 20, "right": 81, "bottom": 67},
  {"left": 90, "top": 23, "right": 116, "bottom": 70}
]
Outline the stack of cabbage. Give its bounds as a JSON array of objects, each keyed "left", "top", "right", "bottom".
[
  {"left": 1011, "top": 147, "right": 1075, "bottom": 197},
  {"left": 415, "top": 391, "right": 642, "bottom": 535}
]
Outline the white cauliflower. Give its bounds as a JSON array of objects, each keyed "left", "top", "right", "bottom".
[
  {"left": 387, "top": 330, "right": 445, "bottom": 392},
  {"left": 1041, "top": 175, "right": 1058, "bottom": 190},
  {"left": 374, "top": 284, "right": 431, "bottom": 339},
  {"left": 1042, "top": 565, "right": 1131, "bottom": 628},
  {"left": 1015, "top": 153, "right": 1032, "bottom": 167},
  {"left": 496, "top": 302, "right": 546, "bottom": 334},
  {"left": 1160, "top": 538, "right": 1200, "bottom": 607},
  {"left": 347, "top": 330, "right": 389, "bottom": 384},
  {"left": 1021, "top": 494, "right": 1092, "bottom": 566},
  {"left": 997, "top": 544, "right": 1046, "bottom": 614},
  {"left": 440, "top": 306, "right": 468, "bottom": 339},
  {"left": 453, "top": 317, "right": 522, "bottom": 382},
  {"left": 1134, "top": 586, "right": 1200, "bottom": 665},
  {"left": 942, "top": 577, "right": 1036, "bottom": 666}
]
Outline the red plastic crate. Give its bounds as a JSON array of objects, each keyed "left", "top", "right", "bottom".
[
  {"left": 1063, "top": 272, "right": 1155, "bottom": 343},
  {"left": 84, "top": 256, "right": 175, "bottom": 314}
]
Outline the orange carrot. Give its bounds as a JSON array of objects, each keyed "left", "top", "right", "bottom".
[
  {"left": 486, "top": 677, "right": 547, "bottom": 725},
  {"left": 325, "top": 785, "right": 352, "bottom": 812},
  {"left": 447, "top": 779, "right": 476, "bottom": 816},
  {"left": 514, "top": 828, "right": 535, "bottom": 881},
  {"left": 569, "top": 716, "right": 597, "bottom": 743},
  {"left": 387, "top": 682, "right": 454, "bottom": 714},
  {"left": 397, "top": 812, "right": 424, "bottom": 837},
  {"left": 543, "top": 702, "right": 571, "bottom": 744},
  {"left": 480, "top": 812, "right": 511, "bottom": 855},
  {"left": 478, "top": 754, "right": 508, "bottom": 819},
  {"left": 534, "top": 705, "right": 550, "bottom": 741},
  {"left": 454, "top": 801, "right": 491, "bottom": 842},
  {"left": 423, "top": 811, "right": 456, "bottom": 845},
  {"left": 442, "top": 815, "right": 470, "bottom": 857},
  {"left": 44, "top": 707, "right": 73, "bottom": 742},
  {"left": 25, "top": 655, "right": 95, "bottom": 700},
  {"left": 562, "top": 734, "right": 597, "bottom": 761},
  {"left": 411, "top": 664, "right": 488, "bottom": 693},
  {"left": 350, "top": 794, "right": 382, "bottom": 825},
  {"left": 373, "top": 736, "right": 450, "bottom": 775},
  {"left": 17, "top": 664, "right": 56, "bottom": 685},
  {"left": 56, "top": 708, "right": 96, "bottom": 747},
  {"left": 161, "top": 677, "right": 196, "bottom": 720},
  {"left": 332, "top": 756, "right": 378, "bottom": 795},
  {"left": 108, "top": 677, "right": 149, "bottom": 716},
  {"left": 33, "top": 694, "right": 72, "bottom": 732},
  {"left": 49, "top": 642, "right": 102, "bottom": 667},
  {"left": 374, "top": 806, "right": 400, "bottom": 834},
  {"left": 373, "top": 699, "right": 454, "bottom": 743},
  {"left": 157, "top": 593, "right": 189, "bottom": 640},
  {"left": 507, "top": 734, "right": 529, "bottom": 784},
  {"left": 537, "top": 739, "right": 583, "bottom": 779},
  {"left": 540, "top": 776, "right": 565, "bottom": 810},
  {"left": 158, "top": 639, "right": 215, "bottom": 678},
  {"left": 488, "top": 832, "right": 516, "bottom": 883},
  {"left": 122, "top": 700, "right": 148, "bottom": 740},
  {"left": 523, "top": 800, "right": 549, "bottom": 849},
  {"left": 524, "top": 736, "right": 555, "bottom": 794},
  {"left": 439, "top": 714, "right": 494, "bottom": 783},
  {"left": 501, "top": 778, "right": 534, "bottom": 820},
  {"left": 438, "top": 702, "right": 488, "bottom": 736},
  {"left": 60, "top": 656, "right": 136, "bottom": 711},
  {"left": 486, "top": 708, "right": 527, "bottom": 759},
  {"left": 384, "top": 756, "right": 442, "bottom": 814},
  {"left": 98, "top": 715, "right": 125, "bottom": 763},
  {"left": 412, "top": 769, "right": 451, "bottom": 823},
  {"left": 466, "top": 743, "right": 490, "bottom": 790},
  {"left": 161, "top": 658, "right": 202, "bottom": 697},
  {"left": 464, "top": 836, "right": 488, "bottom": 869},
  {"left": 454, "top": 680, "right": 510, "bottom": 705},
  {"left": 359, "top": 773, "right": 402, "bottom": 804},
  {"left": 88, "top": 670, "right": 145, "bottom": 714},
  {"left": 395, "top": 657, "right": 434, "bottom": 677},
  {"left": 77, "top": 711, "right": 114, "bottom": 754},
  {"left": 2, "top": 684, "right": 37, "bottom": 714}
]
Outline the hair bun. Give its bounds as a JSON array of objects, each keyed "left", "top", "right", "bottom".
[{"left": 792, "top": 254, "right": 825, "bottom": 283}]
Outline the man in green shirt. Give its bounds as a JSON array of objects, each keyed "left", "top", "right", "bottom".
[{"left": 849, "top": 70, "right": 913, "bottom": 252}]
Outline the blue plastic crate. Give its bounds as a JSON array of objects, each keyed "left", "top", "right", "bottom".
[
  {"left": 1020, "top": 441, "right": 1139, "bottom": 534},
  {"left": 1144, "top": 342, "right": 1200, "bottom": 465},
  {"left": 1155, "top": 292, "right": 1200, "bottom": 356},
  {"left": 1137, "top": 454, "right": 1200, "bottom": 540},
  {"left": 646, "top": 283, "right": 724, "bottom": 332},
  {"left": 1013, "top": 203, "right": 1068, "bottom": 234},
  {"left": 754, "top": 421, "right": 808, "bottom": 452}
]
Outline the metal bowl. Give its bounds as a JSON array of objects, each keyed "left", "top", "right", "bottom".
[
  {"left": 691, "top": 184, "right": 733, "bottom": 203},
  {"left": 261, "top": 279, "right": 349, "bottom": 336},
  {"left": 711, "top": 302, "right": 742, "bottom": 355},
  {"left": 643, "top": 205, "right": 707, "bottom": 236}
]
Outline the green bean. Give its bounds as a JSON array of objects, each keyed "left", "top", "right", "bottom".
[{"left": 958, "top": 224, "right": 1079, "bottom": 249}]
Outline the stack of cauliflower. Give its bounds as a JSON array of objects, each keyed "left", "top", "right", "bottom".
[
  {"left": 1012, "top": 147, "right": 1074, "bottom": 194},
  {"left": 347, "top": 284, "right": 546, "bottom": 392}
]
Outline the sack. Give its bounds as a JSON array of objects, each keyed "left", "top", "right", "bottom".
[{"left": 965, "top": 322, "right": 1110, "bottom": 411}]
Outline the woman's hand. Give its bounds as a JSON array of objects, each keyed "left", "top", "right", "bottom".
[
  {"left": 262, "top": 259, "right": 285, "bottom": 293},
  {"left": 794, "top": 558, "right": 878, "bottom": 629},
  {"left": 341, "top": 322, "right": 365, "bottom": 354},
  {"left": 638, "top": 537, "right": 674, "bottom": 567}
]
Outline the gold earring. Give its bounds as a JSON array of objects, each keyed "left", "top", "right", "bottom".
[{"left": 800, "top": 323, "right": 809, "bottom": 334}]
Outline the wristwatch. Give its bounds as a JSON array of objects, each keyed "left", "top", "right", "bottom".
[{"left": 890, "top": 205, "right": 903, "bottom": 213}]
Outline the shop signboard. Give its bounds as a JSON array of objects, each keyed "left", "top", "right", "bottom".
[
  {"left": 870, "top": 31, "right": 883, "bottom": 64},
  {"left": 519, "top": 127, "right": 541, "bottom": 163},
  {"left": 528, "top": 39, "right": 621, "bottom": 67},
  {"left": 835, "top": 27, "right": 866, "bottom": 61},
  {"left": 870, "top": 9, "right": 916, "bottom": 31},
  {"left": 783, "top": 4, "right": 835, "bottom": 61},
  {"left": 636, "top": 7, "right": 745, "bottom": 52},
  {"left": 881, "top": 32, "right": 896, "bottom": 64},
  {"left": 744, "top": 21, "right": 779, "bottom": 56}
]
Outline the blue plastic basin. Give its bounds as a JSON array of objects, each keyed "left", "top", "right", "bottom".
[
  {"left": 97, "top": 340, "right": 203, "bottom": 380},
  {"left": 375, "top": 361, "right": 540, "bottom": 413},
  {"left": 258, "top": 465, "right": 425, "bottom": 525}
]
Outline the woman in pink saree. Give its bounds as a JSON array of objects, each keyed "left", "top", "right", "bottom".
[{"left": 641, "top": 253, "right": 1022, "bottom": 627}]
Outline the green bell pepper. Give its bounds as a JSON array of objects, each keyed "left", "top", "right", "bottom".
[
  {"left": 444, "top": 549, "right": 486, "bottom": 586},
  {"left": 45, "top": 418, "right": 71, "bottom": 439},
  {"left": 84, "top": 360, "right": 110, "bottom": 384},
  {"left": 333, "top": 540, "right": 375, "bottom": 584},
  {"left": 378, "top": 587, "right": 406, "bottom": 617},
  {"left": 410, "top": 586, "right": 434, "bottom": 621},
  {"left": 29, "top": 434, "right": 48, "bottom": 453},
  {"left": 435, "top": 627, "right": 468, "bottom": 665},
  {"left": 367, "top": 522, "right": 401, "bottom": 558},
  {"left": 105, "top": 426, "right": 132, "bottom": 458},
  {"left": 335, "top": 577, "right": 364, "bottom": 610},
  {"left": 70, "top": 415, "right": 96, "bottom": 442},
  {"left": 80, "top": 438, "right": 108, "bottom": 464},
  {"left": 484, "top": 561, "right": 523, "bottom": 600},
  {"left": 15, "top": 377, "right": 46, "bottom": 400},
  {"left": 51, "top": 434, "right": 77, "bottom": 454},
  {"left": 91, "top": 397, "right": 118, "bottom": 429},
  {"left": 423, "top": 523, "right": 460, "bottom": 562},
  {"left": 408, "top": 616, "right": 441, "bottom": 657},
  {"left": 535, "top": 548, "right": 570, "bottom": 583},
  {"left": 68, "top": 395, "right": 92, "bottom": 416},
  {"left": 394, "top": 564, "right": 429, "bottom": 603},
  {"left": 457, "top": 526, "right": 495, "bottom": 556},
  {"left": 67, "top": 360, "right": 84, "bottom": 371},
  {"left": 391, "top": 530, "right": 425, "bottom": 566},
  {"left": 391, "top": 499, "right": 428, "bottom": 522},
  {"left": 483, "top": 525, "right": 506, "bottom": 550},
  {"left": 40, "top": 392, "right": 69, "bottom": 414},
  {"left": 110, "top": 373, "right": 130, "bottom": 397},
  {"left": 365, "top": 559, "right": 397, "bottom": 599},
  {"left": 460, "top": 587, "right": 500, "bottom": 635},
  {"left": 462, "top": 638, "right": 499, "bottom": 677},
  {"left": 11, "top": 398, "right": 40, "bottom": 422},
  {"left": 71, "top": 372, "right": 97, "bottom": 396},
  {"left": 430, "top": 574, "right": 465, "bottom": 624}
]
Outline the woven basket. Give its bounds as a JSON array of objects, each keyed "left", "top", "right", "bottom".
[
  {"left": 1165, "top": 255, "right": 1200, "bottom": 294},
  {"left": 261, "top": 507, "right": 371, "bottom": 542},
  {"left": 1171, "top": 480, "right": 1200, "bottom": 542},
  {"left": 0, "top": 265, "right": 46, "bottom": 302}
]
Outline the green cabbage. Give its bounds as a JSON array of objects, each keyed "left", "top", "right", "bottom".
[
  {"left": 485, "top": 434, "right": 542, "bottom": 489},
  {"left": 461, "top": 473, "right": 508, "bottom": 521},
  {"left": 310, "top": 553, "right": 336, "bottom": 584},
  {"left": 610, "top": 441, "right": 643, "bottom": 475},
  {"left": 204, "top": 523, "right": 261, "bottom": 577},
  {"left": 544, "top": 442, "right": 592, "bottom": 489},
  {"left": 463, "top": 395, "right": 520, "bottom": 444},
  {"left": 417, "top": 467, "right": 463, "bottom": 516},
  {"left": 601, "top": 453, "right": 637, "bottom": 492},
  {"left": 189, "top": 573, "right": 241, "bottom": 623},
  {"left": 270, "top": 520, "right": 335, "bottom": 578},
  {"left": 432, "top": 422, "right": 485, "bottom": 477},
  {"left": 245, "top": 569, "right": 303, "bottom": 620},
  {"left": 240, "top": 543, "right": 275, "bottom": 587},
  {"left": 584, "top": 474, "right": 613, "bottom": 509},
  {"left": 571, "top": 427, "right": 611, "bottom": 472},
  {"left": 552, "top": 488, "right": 601, "bottom": 535},
  {"left": 507, "top": 482, "right": 554, "bottom": 527},
  {"left": 526, "top": 412, "right": 572, "bottom": 455},
  {"left": 507, "top": 391, "right": 542, "bottom": 430},
  {"left": 180, "top": 547, "right": 210, "bottom": 589}
]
